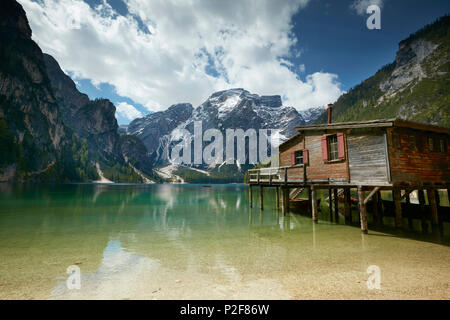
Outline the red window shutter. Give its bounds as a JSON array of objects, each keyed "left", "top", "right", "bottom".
[
  {"left": 321, "top": 136, "right": 328, "bottom": 161},
  {"left": 337, "top": 132, "right": 345, "bottom": 159},
  {"left": 291, "top": 152, "right": 296, "bottom": 165},
  {"left": 303, "top": 149, "right": 309, "bottom": 165}
]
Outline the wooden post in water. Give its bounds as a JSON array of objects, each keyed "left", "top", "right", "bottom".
[
  {"left": 286, "top": 187, "right": 290, "bottom": 211},
  {"left": 358, "top": 186, "right": 368, "bottom": 234},
  {"left": 311, "top": 185, "right": 318, "bottom": 224},
  {"left": 418, "top": 189, "right": 428, "bottom": 234},
  {"left": 393, "top": 189, "right": 403, "bottom": 229},
  {"left": 373, "top": 191, "right": 379, "bottom": 226},
  {"left": 275, "top": 186, "right": 280, "bottom": 209},
  {"left": 333, "top": 188, "right": 339, "bottom": 223},
  {"left": 406, "top": 191, "right": 413, "bottom": 230},
  {"left": 308, "top": 187, "right": 312, "bottom": 217},
  {"left": 249, "top": 185, "right": 253, "bottom": 208},
  {"left": 281, "top": 187, "right": 287, "bottom": 216},
  {"left": 435, "top": 190, "right": 443, "bottom": 236},
  {"left": 377, "top": 190, "right": 384, "bottom": 225},
  {"left": 259, "top": 185, "right": 264, "bottom": 210},
  {"left": 328, "top": 188, "right": 333, "bottom": 222},
  {"left": 427, "top": 188, "right": 439, "bottom": 236},
  {"left": 344, "top": 188, "right": 351, "bottom": 225}
]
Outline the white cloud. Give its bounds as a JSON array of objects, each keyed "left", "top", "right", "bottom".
[
  {"left": 350, "top": 0, "right": 384, "bottom": 16},
  {"left": 19, "top": 0, "right": 344, "bottom": 111},
  {"left": 115, "top": 102, "right": 143, "bottom": 122}
]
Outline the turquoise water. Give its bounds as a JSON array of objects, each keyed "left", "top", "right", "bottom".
[{"left": 0, "top": 183, "right": 449, "bottom": 299}]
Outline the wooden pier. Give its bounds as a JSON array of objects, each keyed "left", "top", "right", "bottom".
[{"left": 246, "top": 112, "right": 449, "bottom": 236}]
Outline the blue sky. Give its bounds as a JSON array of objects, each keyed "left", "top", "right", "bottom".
[{"left": 20, "top": 0, "right": 450, "bottom": 125}]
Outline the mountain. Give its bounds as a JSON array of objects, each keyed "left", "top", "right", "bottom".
[
  {"left": 316, "top": 15, "right": 450, "bottom": 127},
  {"left": 126, "top": 88, "right": 324, "bottom": 182},
  {"left": 0, "top": 0, "right": 75, "bottom": 181},
  {"left": 0, "top": 0, "right": 149, "bottom": 183},
  {"left": 44, "top": 54, "right": 122, "bottom": 163}
]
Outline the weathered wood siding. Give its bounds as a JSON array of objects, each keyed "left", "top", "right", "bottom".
[
  {"left": 279, "top": 135, "right": 304, "bottom": 181},
  {"left": 387, "top": 128, "right": 450, "bottom": 184},
  {"left": 279, "top": 132, "right": 348, "bottom": 181},
  {"left": 347, "top": 130, "right": 389, "bottom": 184},
  {"left": 304, "top": 133, "right": 348, "bottom": 181}
]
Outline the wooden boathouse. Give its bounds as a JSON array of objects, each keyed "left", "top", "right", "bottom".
[{"left": 246, "top": 106, "right": 449, "bottom": 235}]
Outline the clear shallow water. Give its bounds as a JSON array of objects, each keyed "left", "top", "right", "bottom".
[{"left": 0, "top": 183, "right": 449, "bottom": 300}]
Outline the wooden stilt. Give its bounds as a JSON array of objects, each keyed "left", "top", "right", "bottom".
[
  {"left": 275, "top": 186, "right": 280, "bottom": 209},
  {"left": 259, "top": 185, "right": 264, "bottom": 210},
  {"left": 373, "top": 191, "right": 379, "bottom": 226},
  {"left": 334, "top": 188, "right": 339, "bottom": 223},
  {"left": 282, "top": 187, "right": 287, "bottom": 216},
  {"left": 393, "top": 189, "right": 402, "bottom": 228},
  {"left": 435, "top": 190, "right": 443, "bottom": 236},
  {"left": 249, "top": 185, "right": 253, "bottom": 208},
  {"left": 329, "top": 188, "right": 333, "bottom": 222},
  {"left": 286, "top": 188, "right": 290, "bottom": 211},
  {"left": 377, "top": 190, "right": 384, "bottom": 225},
  {"left": 344, "top": 188, "right": 351, "bottom": 225},
  {"left": 308, "top": 187, "right": 312, "bottom": 217},
  {"left": 406, "top": 192, "right": 413, "bottom": 230},
  {"left": 427, "top": 188, "right": 439, "bottom": 236},
  {"left": 311, "top": 185, "right": 318, "bottom": 224},
  {"left": 418, "top": 189, "right": 427, "bottom": 233},
  {"left": 358, "top": 186, "right": 368, "bottom": 234}
]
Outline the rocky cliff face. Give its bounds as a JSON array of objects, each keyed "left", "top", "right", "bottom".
[
  {"left": 316, "top": 15, "right": 449, "bottom": 126},
  {"left": 0, "top": 0, "right": 68, "bottom": 180},
  {"left": 0, "top": 0, "right": 146, "bottom": 182},
  {"left": 44, "top": 54, "right": 122, "bottom": 162}
]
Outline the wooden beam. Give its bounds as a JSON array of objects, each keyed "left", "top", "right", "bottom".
[
  {"left": 275, "top": 186, "right": 280, "bottom": 209},
  {"left": 363, "top": 186, "right": 381, "bottom": 205},
  {"left": 329, "top": 188, "right": 333, "bottom": 222},
  {"left": 344, "top": 188, "right": 351, "bottom": 225},
  {"left": 393, "top": 189, "right": 403, "bottom": 228},
  {"left": 358, "top": 186, "right": 368, "bottom": 234},
  {"left": 373, "top": 191, "right": 379, "bottom": 226},
  {"left": 406, "top": 192, "right": 413, "bottom": 230},
  {"left": 282, "top": 187, "right": 287, "bottom": 216},
  {"left": 377, "top": 190, "right": 384, "bottom": 225},
  {"left": 259, "top": 185, "right": 264, "bottom": 210},
  {"left": 334, "top": 188, "right": 339, "bottom": 223},
  {"left": 427, "top": 188, "right": 439, "bottom": 235},
  {"left": 400, "top": 188, "right": 415, "bottom": 201},
  {"left": 311, "top": 185, "right": 318, "bottom": 224},
  {"left": 418, "top": 189, "right": 428, "bottom": 234}
]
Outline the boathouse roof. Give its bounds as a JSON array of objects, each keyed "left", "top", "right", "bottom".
[{"left": 294, "top": 118, "right": 450, "bottom": 134}]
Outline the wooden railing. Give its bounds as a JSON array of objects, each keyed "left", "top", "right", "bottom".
[{"left": 247, "top": 164, "right": 306, "bottom": 185}]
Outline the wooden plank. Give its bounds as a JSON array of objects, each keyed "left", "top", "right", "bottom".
[
  {"left": 393, "top": 189, "right": 403, "bottom": 228},
  {"left": 427, "top": 189, "right": 439, "bottom": 236},
  {"left": 311, "top": 186, "right": 318, "bottom": 223},
  {"left": 418, "top": 189, "right": 428, "bottom": 234},
  {"left": 259, "top": 185, "right": 264, "bottom": 210},
  {"left": 334, "top": 188, "right": 339, "bottom": 223},
  {"left": 358, "top": 186, "right": 368, "bottom": 234},
  {"left": 344, "top": 188, "right": 351, "bottom": 225}
]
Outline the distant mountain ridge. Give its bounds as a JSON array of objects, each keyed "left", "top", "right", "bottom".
[
  {"left": 316, "top": 15, "right": 450, "bottom": 127},
  {"left": 127, "top": 88, "right": 325, "bottom": 169}
]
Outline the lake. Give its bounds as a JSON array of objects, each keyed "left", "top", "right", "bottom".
[{"left": 0, "top": 183, "right": 449, "bottom": 299}]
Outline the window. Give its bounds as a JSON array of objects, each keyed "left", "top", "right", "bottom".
[
  {"left": 327, "top": 135, "right": 339, "bottom": 161},
  {"left": 440, "top": 139, "right": 445, "bottom": 153},
  {"left": 409, "top": 136, "right": 416, "bottom": 149},
  {"left": 428, "top": 138, "right": 434, "bottom": 151},
  {"left": 321, "top": 133, "right": 345, "bottom": 162},
  {"left": 294, "top": 150, "right": 303, "bottom": 165},
  {"left": 392, "top": 134, "right": 399, "bottom": 148}
]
